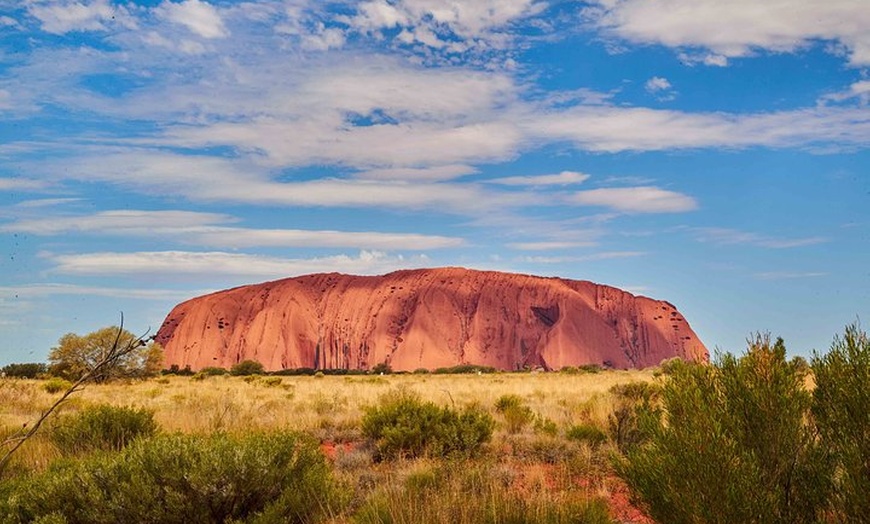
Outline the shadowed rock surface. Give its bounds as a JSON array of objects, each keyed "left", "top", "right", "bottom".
[{"left": 156, "top": 267, "right": 708, "bottom": 371}]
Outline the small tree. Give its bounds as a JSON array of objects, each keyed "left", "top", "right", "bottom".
[
  {"left": 812, "top": 323, "right": 870, "bottom": 522},
  {"left": 1, "top": 363, "right": 47, "bottom": 379},
  {"left": 230, "top": 360, "right": 265, "bottom": 376},
  {"left": 617, "top": 335, "right": 830, "bottom": 524},
  {"left": 48, "top": 327, "right": 162, "bottom": 382}
]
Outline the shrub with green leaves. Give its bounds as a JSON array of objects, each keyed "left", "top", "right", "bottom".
[
  {"left": 566, "top": 423, "right": 608, "bottom": 449},
  {"left": 494, "top": 394, "right": 533, "bottom": 434},
  {"left": 2, "top": 431, "right": 337, "bottom": 524},
  {"left": 50, "top": 404, "right": 157, "bottom": 455},
  {"left": 812, "top": 322, "right": 870, "bottom": 522},
  {"left": 616, "top": 335, "right": 830, "bottom": 524},
  {"left": 362, "top": 389, "right": 494, "bottom": 459},
  {"left": 41, "top": 377, "right": 72, "bottom": 394},
  {"left": 1, "top": 363, "right": 47, "bottom": 379},
  {"left": 231, "top": 360, "right": 266, "bottom": 376},
  {"left": 607, "top": 381, "right": 659, "bottom": 453}
]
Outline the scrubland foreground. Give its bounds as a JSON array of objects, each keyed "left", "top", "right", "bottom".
[{"left": 0, "top": 323, "right": 867, "bottom": 524}]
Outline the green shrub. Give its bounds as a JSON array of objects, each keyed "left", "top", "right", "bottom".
[
  {"left": 2, "top": 431, "right": 337, "bottom": 524},
  {"left": 371, "top": 362, "right": 392, "bottom": 375},
  {"left": 616, "top": 335, "right": 830, "bottom": 524},
  {"left": 607, "top": 381, "right": 659, "bottom": 453},
  {"left": 231, "top": 360, "right": 265, "bottom": 376},
  {"left": 199, "top": 366, "right": 228, "bottom": 376},
  {"left": 566, "top": 424, "right": 608, "bottom": 449},
  {"left": 494, "top": 394, "right": 533, "bottom": 434},
  {"left": 50, "top": 404, "right": 157, "bottom": 455},
  {"left": 42, "top": 377, "right": 72, "bottom": 394},
  {"left": 362, "top": 389, "right": 494, "bottom": 459},
  {"left": 812, "top": 323, "right": 870, "bottom": 522},
  {"left": 2, "top": 363, "right": 48, "bottom": 379}
]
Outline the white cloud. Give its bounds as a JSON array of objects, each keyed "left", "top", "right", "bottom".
[
  {"left": 754, "top": 271, "right": 828, "bottom": 280},
  {"left": 355, "top": 165, "right": 477, "bottom": 181},
  {"left": 0, "top": 16, "right": 20, "bottom": 28},
  {"left": 506, "top": 241, "right": 597, "bottom": 250},
  {"left": 527, "top": 105, "right": 870, "bottom": 152},
  {"left": 28, "top": 0, "right": 120, "bottom": 34},
  {"left": 821, "top": 80, "right": 870, "bottom": 106},
  {"left": 645, "top": 77, "right": 671, "bottom": 93},
  {"left": 1, "top": 209, "right": 465, "bottom": 250},
  {"left": 0, "top": 178, "right": 47, "bottom": 191},
  {"left": 42, "top": 151, "right": 530, "bottom": 214},
  {"left": 489, "top": 171, "right": 591, "bottom": 186},
  {"left": 1, "top": 210, "right": 236, "bottom": 234},
  {"left": 518, "top": 251, "right": 646, "bottom": 263},
  {"left": 685, "top": 227, "right": 828, "bottom": 248},
  {"left": 0, "top": 284, "right": 201, "bottom": 301},
  {"left": 346, "top": 0, "right": 546, "bottom": 50},
  {"left": 586, "top": 0, "right": 870, "bottom": 66},
  {"left": 51, "top": 250, "right": 431, "bottom": 278},
  {"left": 157, "top": 0, "right": 228, "bottom": 39},
  {"left": 571, "top": 186, "right": 698, "bottom": 213}
]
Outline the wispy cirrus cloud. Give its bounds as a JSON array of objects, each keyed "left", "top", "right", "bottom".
[
  {"left": 1, "top": 210, "right": 465, "bottom": 250},
  {"left": 685, "top": 227, "right": 828, "bottom": 248},
  {"left": 571, "top": 186, "right": 698, "bottom": 213},
  {"left": 488, "top": 171, "right": 590, "bottom": 186},
  {"left": 49, "top": 250, "right": 432, "bottom": 278}
]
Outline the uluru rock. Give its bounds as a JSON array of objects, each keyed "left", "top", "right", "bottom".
[{"left": 156, "top": 267, "right": 708, "bottom": 372}]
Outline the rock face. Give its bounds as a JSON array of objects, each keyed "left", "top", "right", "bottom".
[{"left": 156, "top": 267, "right": 708, "bottom": 372}]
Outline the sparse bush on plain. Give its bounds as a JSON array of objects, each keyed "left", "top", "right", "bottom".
[
  {"left": 362, "top": 389, "right": 494, "bottom": 459},
  {"left": 41, "top": 377, "right": 72, "bottom": 394},
  {"left": 50, "top": 404, "right": 157, "bottom": 456},
  {"left": 1, "top": 431, "right": 338, "bottom": 524},
  {"left": 566, "top": 423, "right": 608, "bottom": 449},
  {"left": 231, "top": 360, "right": 265, "bottom": 376},
  {"left": 199, "top": 366, "right": 228, "bottom": 376},
  {"left": 494, "top": 394, "right": 533, "bottom": 434}
]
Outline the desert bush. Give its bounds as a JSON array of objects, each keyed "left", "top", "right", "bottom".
[
  {"left": 362, "top": 389, "right": 494, "bottom": 459},
  {"left": 1, "top": 431, "right": 337, "bottom": 524},
  {"left": 42, "top": 377, "right": 72, "bottom": 394},
  {"left": 616, "top": 335, "right": 830, "bottom": 524},
  {"left": 812, "top": 322, "right": 870, "bottom": 522},
  {"left": 199, "top": 366, "right": 228, "bottom": 376},
  {"left": 50, "top": 404, "right": 157, "bottom": 456},
  {"left": 262, "top": 376, "right": 282, "bottom": 387},
  {"left": 231, "top": 360, "right": 265, "bottom": 376},
  {"left": 1, "top": 363, "right": 48, "bottom": 379},
  {"left": 607, "top": 381, "right": 659, "bottom": 453},
  {"left": 432, "top": 364, "right": 496, "bottom": 374},
  {"left": 494, "top": 394, "right": 533, "bottom": 434},
  {"left": 566, "top": 423, "right": 608, "bottom": 449},
  {"left": 371, "top": 362, "right": 392, "bottom": 375}
]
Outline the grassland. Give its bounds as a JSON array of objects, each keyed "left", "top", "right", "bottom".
[{"left": 0, "top": 370, "right": 655, "bottom": 523}]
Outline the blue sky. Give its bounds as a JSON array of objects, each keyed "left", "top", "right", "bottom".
[{"left": 1, "top": 0, "right": 868, "bottom": 365}]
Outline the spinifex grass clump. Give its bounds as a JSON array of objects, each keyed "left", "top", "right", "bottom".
[
  {"left": 50, "top": 404, "right": 157, "bottom": 455},
  {"left": 1, "top": 431, "right": 338, "bottom": 524},
  {"left": 362, "top": 389, "right": 494, "bottom": 459}
]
